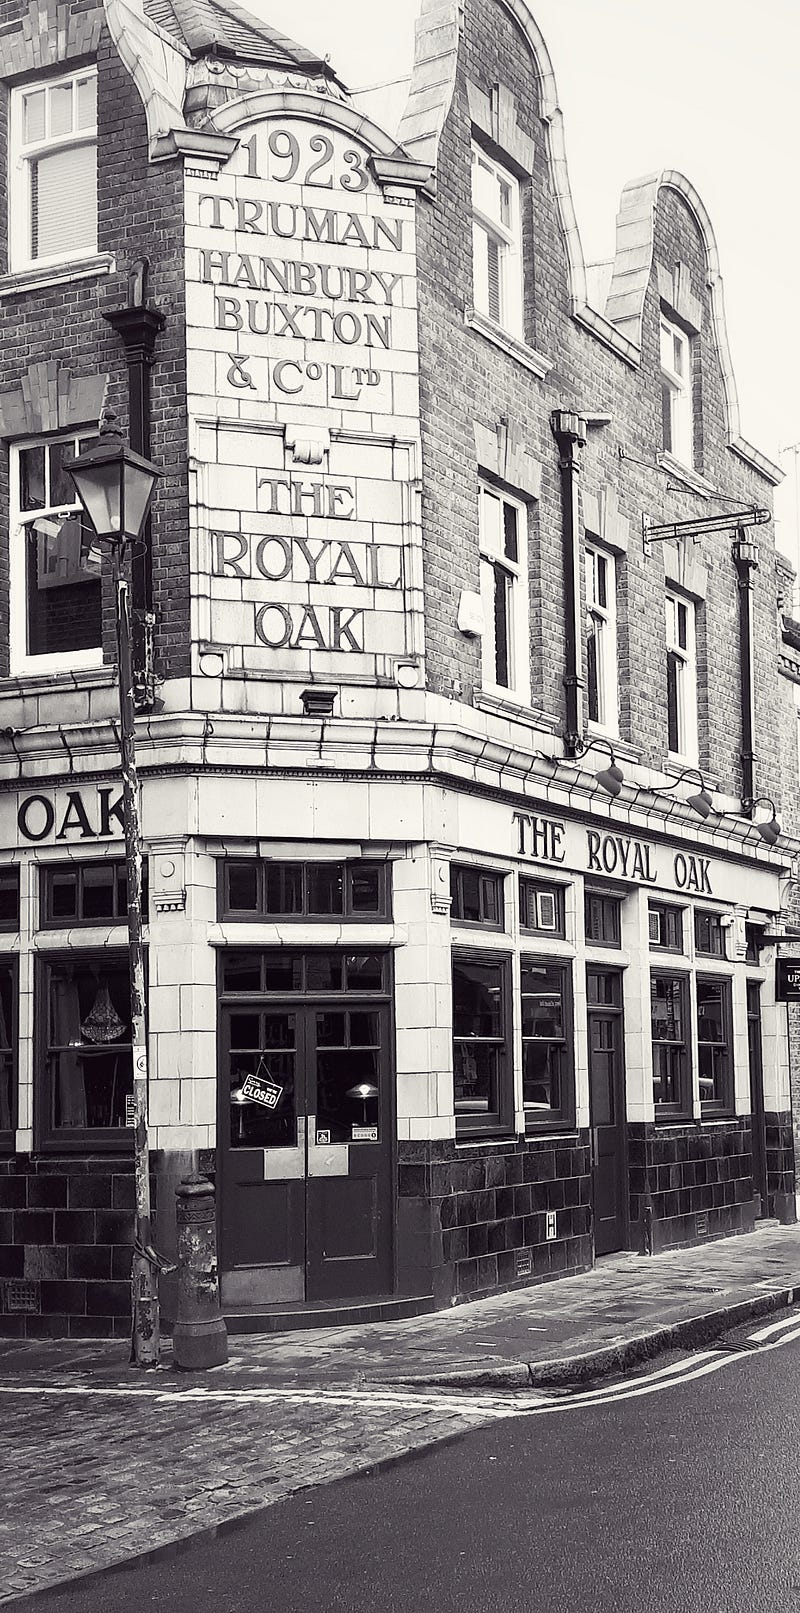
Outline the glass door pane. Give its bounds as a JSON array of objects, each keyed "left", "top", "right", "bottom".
[{"left": 228, "top": 1010, "right": 297, "bottom": 1148}]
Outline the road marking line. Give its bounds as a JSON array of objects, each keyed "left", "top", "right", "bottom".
[{"left": 749, "top": 1311, "right": 800, "bottom": 1342}]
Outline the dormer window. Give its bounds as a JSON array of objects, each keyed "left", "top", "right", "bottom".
[
  {"left": 9, "top": 69, "right": 97, "bottom": 271},
  {"left": 660, "top": 313, "right": 693, "bottom": 467}
]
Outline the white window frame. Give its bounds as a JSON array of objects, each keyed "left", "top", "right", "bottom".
[
  {"left": 471, "top": 145, "right": 523, "bottom": 338},
  {"left": 585, "top": 541, "right": 618, "bottom": 737},
  {"left": 9, "top": 67, "right": 98, "bottom": 273},
  {"left": 478, "top": 484, "right": 530, "bottom": 704},
  {"left": 10, "top": 434, "right": 104, "bottom": 676},
  {"left": 665, "top": 590, "right": 698, "bottom": 763},
  {"left": 660, "top": 313, "right": 693, "bottom": 467}
]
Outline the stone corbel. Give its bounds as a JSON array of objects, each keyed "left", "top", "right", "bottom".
[
  {"left": 430, "top": 845, "right": 455, "bottom": 915},
  {"left": 149, "top": 839, "right": 187, "bottom": 914}
]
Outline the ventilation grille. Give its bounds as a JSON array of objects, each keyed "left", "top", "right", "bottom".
[{"left": 2, "top": 1280, "right": 40, "bottom": 1314}]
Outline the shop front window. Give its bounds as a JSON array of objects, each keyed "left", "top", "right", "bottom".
[
  {"left": 452, "top": 953, "right": 511, "bottom": 1135},
  {"left": 0, "top": 963, "right": 16, "bottom": 1144},
  {"left": 697, "top": 976, "right": 733, "bottom": 1113},
  {"left": 521, "top": 960, "right": 573, "bottom": 1126},
  {"left": 40, "top": 954, "right": 133, "bottom": 1147},
  {"left": 651, "top": 973, "right": 690, "bottom": 1116}
]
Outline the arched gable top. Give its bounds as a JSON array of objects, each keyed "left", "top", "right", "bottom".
[
  {"left": 603, "top": 169, "right": 781, "bottom": 484},
  {"left": 209, "top": 91, "right": 407, "bottom": 160}
]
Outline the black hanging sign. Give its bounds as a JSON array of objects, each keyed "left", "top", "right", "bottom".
[{"left": 776, "top": 958, "right": 800, "bottom": 1001}]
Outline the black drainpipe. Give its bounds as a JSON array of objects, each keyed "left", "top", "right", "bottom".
[
  {"left": 732, "top": 530, "right": 759, "bottom": 808},
  {"left": 551, "top": 411, "right": 588, "bottom": 754},
  {"left": 104, "top": 260, "right": 166, "bottom": 685}
]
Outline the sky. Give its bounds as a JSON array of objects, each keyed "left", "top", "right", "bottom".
[{"left": 249, "top": 0, "right": 800, "bottom": 571}]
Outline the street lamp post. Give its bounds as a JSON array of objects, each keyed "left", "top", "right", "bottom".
[{"left": 66, "top": 413, "right": 162, "bottom": 1368}]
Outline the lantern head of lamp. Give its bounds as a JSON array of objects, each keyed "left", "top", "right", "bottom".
[
  {"left": 745, "top": 796, "right": 782, "bottom": 846},
  {"left": 659, "top": 768, "right": 715, "bottom": 820},
  {"left": 576, "top": 736, "right": 624, "bottom": 799},
  {"left": 65, "top": 416, "right": 161, "bottom": 548}
]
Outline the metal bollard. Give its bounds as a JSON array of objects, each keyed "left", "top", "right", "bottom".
[{"left": 173, "top": 1172, "right": 228, "bottom": 1370}]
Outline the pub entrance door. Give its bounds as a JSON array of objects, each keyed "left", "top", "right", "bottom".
[
  {"left": 587, "top": 967, "right": 628, "bottom": 1255},
  {"left": 747, "top": 981, "right": 769, "bottom": 1218},
  {"left": 218, "top": 948, "right": 394, "bottom": 1309}
]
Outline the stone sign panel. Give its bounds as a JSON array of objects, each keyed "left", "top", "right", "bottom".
[{"left": 184, "top": 113, "right": 423, "bottom": 685}]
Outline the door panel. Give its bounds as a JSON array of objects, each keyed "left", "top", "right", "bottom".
[
  {"left": 587, "top": 969, "right": 627, "bottom": 1257},
  {"left": 305, "top": 1004, "right": 392, "bottom": 1301},
  {"left": 219, "top": 977, "right": 393, "bottom": 1307}
]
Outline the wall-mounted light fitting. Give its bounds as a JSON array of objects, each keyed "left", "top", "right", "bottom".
[
  {"left": 574, "top": 735, "right": 624, "bottom": 798},
  {"left": 648, "top": 767, "right": 715, "bottom": 819},
  {"left": 743, "top": 796, "right": 781, "bottom": 845}
]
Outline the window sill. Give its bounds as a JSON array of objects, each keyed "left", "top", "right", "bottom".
[
  {"left": 658, "top": 452, "right": 716, "bottom": 498},
  {"left": 0, "top": 665, "right": 113, "bottom": 696},
  {"left": 474, "top": 690, "right": 556, "bottom": 729},
  {"left": 0, "top": 254, "right": 115, "bottom": 298},
  {"left": 464, "top": 307, "right": 553, "bottom": 379}
]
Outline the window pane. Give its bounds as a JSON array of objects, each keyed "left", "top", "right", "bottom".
[
  {"left": 76, "top": 75, "right": 96, "bottom": 130},
  {"left": 453, "top": 958, "right": 502, "bottom": 1038},
  {"left": 25, "top": 519, "right": 102, "bottom": 656},
  {"left": 667, "top": 650, "right": 680, "bottom": 751},
  {"left": 32, "top": 142, "right": 96, "bottom": 259},
  {"left": 20, "top": 446, "right": 46, "bottom": 511},
  {"left": 0, "top": 967, "right": 13, "bottom": 1131},
  {"left": 49, "top": 82, "right": 74, "bottom": 137},
  {"left": 502, "top": 501, "right": 518, "bottom": 562},
  {"left": 651, "top": 976, "right": 684, "bottom": 1041},
  {"left": 586, "top": 621, "right": 599, "bottom": 723},
  {"left": 82, "top": 865, "right": 117, "bottom": 921},
  {"left": 263, "top": 952, "right": 303, "bottom": 992},
  {"left": 226, "top": 863, "right": 259, "bottom": 912},
  {"left": 0, "top": 873, "right": 19, "bottom": 930},
  {"left": 345, "top": 954, "right": 383, "bottom": 992},
  {"left": 523, "top": 1041, "right": 562, "bottom": 1112},
  {"left": 49, "top": 441, "right": 79, "bottom": 509},
  {"left": 50, "top": 871, "right": 78, "bottom": 921},
  {"left": 521, "top": 965, "right": 565, "bottom": 1038},
  {"left": 306, "top": 952, "right": 342, "bottom": 991},
  {"left": 493, "top": 563, "right": 511, "bottom": 686},
  {"left": 264, "top": 863, "right": 302, "bottom": 915},
  {"left": 486, "top": 233, "right": 501, "bottom": 322},
  {"left": 307, "top": 864, "right": 344, "bottom": 915},
  {"left": 49, "top": 959, "right": 132, "bottom": 1131},
  {"left": 222, "top": 953, "right": 262, "bottom": 992},
  {"left": 454, "top": 1041, "right": 499, "bottom": 1115},
  {"left": 350, "top": 865, "right": 381, "bottom": 913},
  {"left": 317, "top": 1041, "right": 379, "bottom": 1144},
  {"left": 229, "top": 1015, "right": 296, "bottom": 1148},
  {"left": 23, "top": 89, "right": 46, "bottom": 142}
]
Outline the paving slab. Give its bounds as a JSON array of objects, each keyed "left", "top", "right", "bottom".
[{"left": 1, "top": 1220, "right": 799, "bottom": 1392}]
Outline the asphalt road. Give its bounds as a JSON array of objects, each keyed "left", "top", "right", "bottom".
[{"left": 18, "top": 1325, "right": 800, "bottom": 1613}]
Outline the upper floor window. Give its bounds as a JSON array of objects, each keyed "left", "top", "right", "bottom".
[
  {"left": 694, "top": 909, "right": 725, "bottom": 959},
  {"left": 450, "top": 864, "right": 504, "bottom": 929},
  {"left": 10, "top": 433, "right": 102, "bottom": 675},
  {"left": 471, "top": 146, "right": 522, "bottom": 337},
  {"left": 10, "top": 69, "right": 98, "bottom": 271},
  {"left": 478, "top": 485, "right": 529, "bottom": 701},
  {"left": 41, "top": 861, "right": 147, "bottom": 928},
  {"left": 660, "top": 313, "right": 693, "bottom": 467},
  {"left": 649, "top": 903, "right": 683, "bottom": 952},
  {"left": 220, "top": 860, "right": 389, "bottom": 922},
  {"left": 520, "top": 878, "right": 565, "bottom": 937},
  {"left": 665, "top": 592, "right": 698, "bottom": 762},
  {"left": 585, "top": 891, "right": 621, "bottom": 948},
  {"left": 585, "top": 543, "right": 618, "bottom": 734}
]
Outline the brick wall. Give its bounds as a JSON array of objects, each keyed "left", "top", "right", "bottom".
[
  {"left": 0, "top": 1, "right": 190, "bottom": 685},
  {"left": 415, "top": 0, "right": 786, "bottom": 796}
]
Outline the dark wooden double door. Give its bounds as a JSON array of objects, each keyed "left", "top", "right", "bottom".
[
  {"left": 587, "top": 968, "right": 628, "bottom": 1255},
  {"left": 218, "top": 976, "right": 393, "bottom": 1308}
]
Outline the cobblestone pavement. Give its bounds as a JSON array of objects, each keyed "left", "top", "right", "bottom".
[{"left": 1, "top": 1373, "right": 542, "bottom": 1604}]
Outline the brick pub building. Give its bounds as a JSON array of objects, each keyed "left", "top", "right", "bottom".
[{"left": 0, "top": 0, "right": 796, "bottom": 1336}]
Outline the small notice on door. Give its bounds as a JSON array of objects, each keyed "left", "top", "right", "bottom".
[
  {"left": 352, "top": 1124, "right": 378, "bottom": 1142},
  {"left": 240, "top": 1072, "right": 283, "bottom": 1109}
]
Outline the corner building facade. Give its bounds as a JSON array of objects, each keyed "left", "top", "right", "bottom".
[{"left": 0, "top": 0, "right": 796, "bottom": 1334}]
